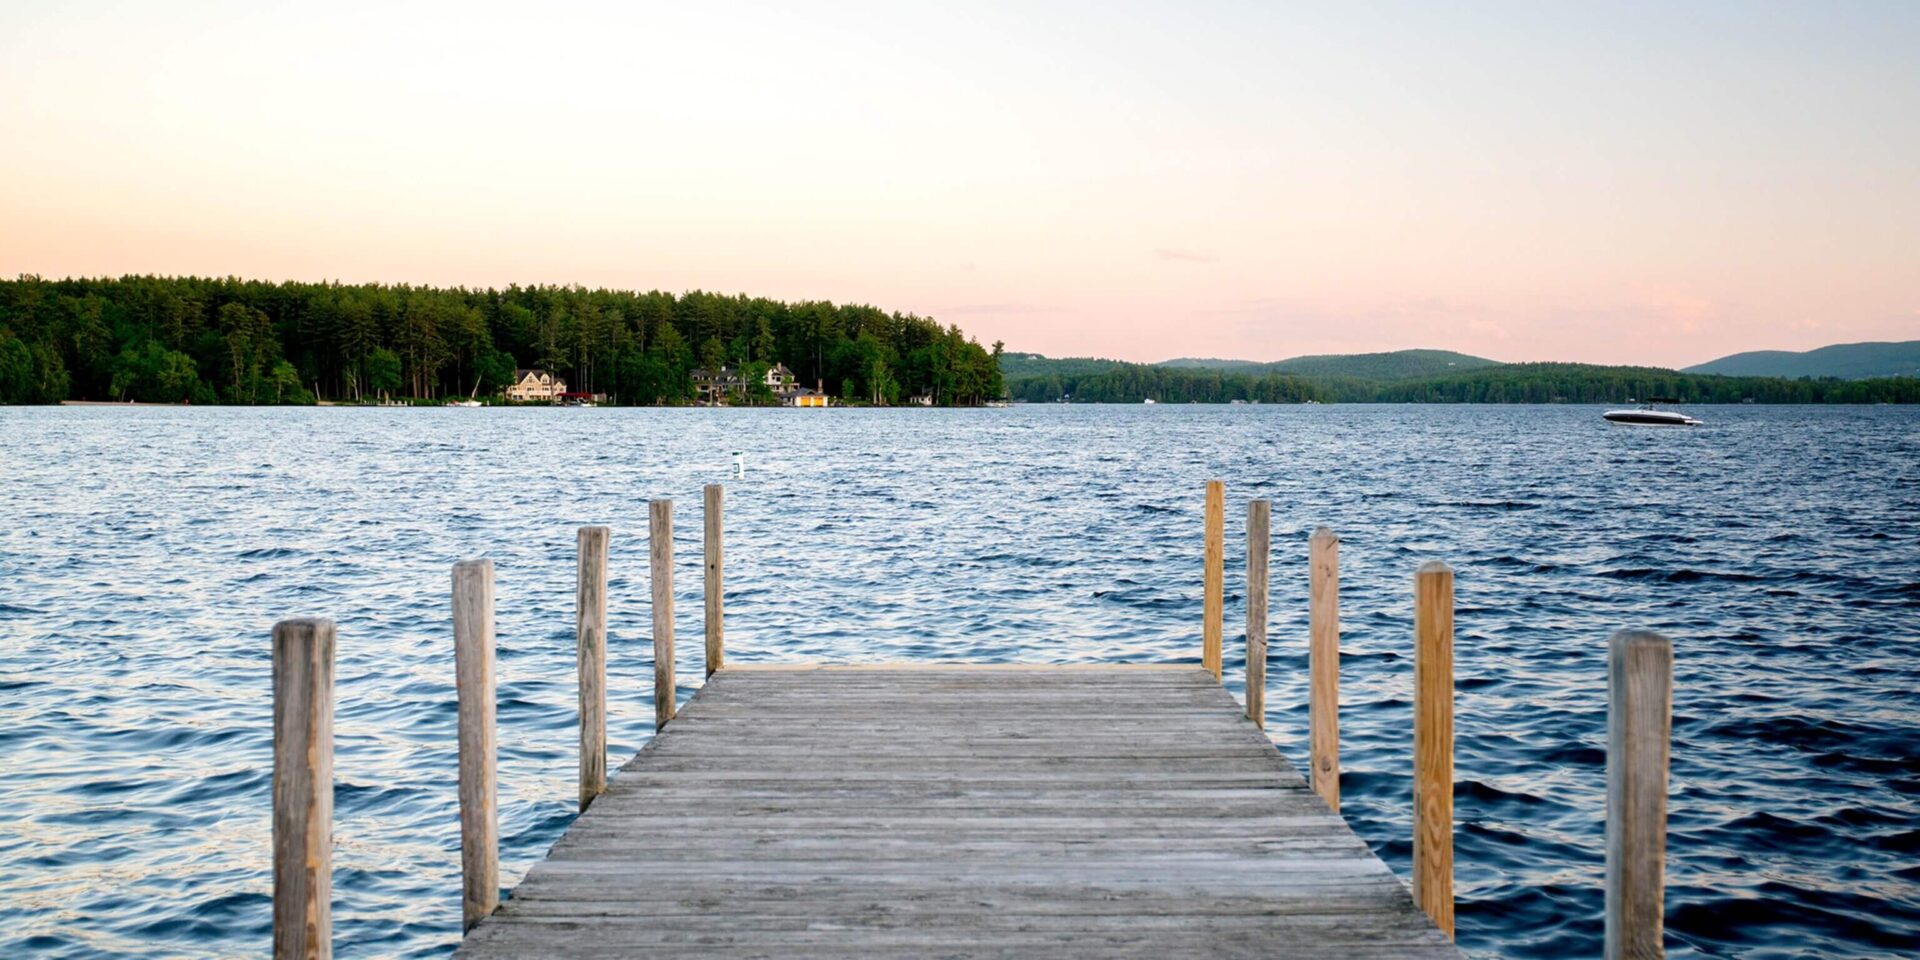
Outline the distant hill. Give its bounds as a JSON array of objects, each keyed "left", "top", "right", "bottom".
[
  {"left": 997, "top": 352, "right": 1123, "bottom": 379},
  {"left": 1156, "top": 357, "right": 1267, "bottom": 371},
  {"left": 1156, "top": 349, "right": 1500, "bottom": 379},
  {"left": 1683, "top": 341, "right": 1920, "bottom": 380},
  {"left": 1014, "top": 348, "right": 1502, "bottom": 381},
  {"left": 1001, "top": 357, "right": 1920, "bottom": 405},
  {"left": 1261, "top": 349, "right": 1501, "bottom": 380}
]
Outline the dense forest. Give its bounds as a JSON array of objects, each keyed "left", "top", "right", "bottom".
[
  {"left": 0, "top": 275, "right": 1004, "bottom": 406},
  {"left": 1008, "top": 361, "right": 1920, "bottom": 404}
]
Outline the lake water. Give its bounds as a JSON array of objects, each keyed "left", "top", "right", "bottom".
[{"left": 1, "top": 404, "right": 1916, "bottom": 958}]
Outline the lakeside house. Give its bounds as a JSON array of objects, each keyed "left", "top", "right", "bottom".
[
  {"left": 692, "top": 363, "right": 821, "bottom": 406},
  {"left": 505, "top": 368, "right": 566, "bottom": 402},
  {"left": 690, "top": 366, "right": 743, "bottom": 405},
  {"left": 765, "top": 363, "right": 797, "bottom": 394}
]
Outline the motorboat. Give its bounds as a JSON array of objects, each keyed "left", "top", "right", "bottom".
[{"left": 1603, "top": 398, "right": 1701, "bottom": 426}]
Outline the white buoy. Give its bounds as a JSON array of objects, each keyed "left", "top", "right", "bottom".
[{"left": 733, "top": 451, "right": 745, "bottom": 478}]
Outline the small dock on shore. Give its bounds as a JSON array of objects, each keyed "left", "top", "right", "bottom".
[{"left": 268, "top": 482, "right": 1675, "bottom": 959}]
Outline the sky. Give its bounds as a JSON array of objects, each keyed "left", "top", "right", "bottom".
[{"left": 2, "top": 1, "right": 1916, "bottom": 367}]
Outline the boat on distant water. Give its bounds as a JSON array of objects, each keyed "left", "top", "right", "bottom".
[
  {"left": 1142, "top": 398, "right": 1157, "bottom": 405},
  {"left": 1603, "top": 398, "right": 1701, "bottom": 426},
  {"left": 445, "top": 376, "right": 483, "bottom": 407}
]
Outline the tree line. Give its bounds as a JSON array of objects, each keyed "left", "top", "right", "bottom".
[
  {"left": 0, "top": 275, "right": 1005, "bottom": 406},
  {"left": 1008, "top": 361, "right": 1920, "bottom": 404}
]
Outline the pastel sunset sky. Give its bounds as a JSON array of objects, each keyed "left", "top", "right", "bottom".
[{"left": 3, "top": 1, "right": 1915, "bottom": 366}]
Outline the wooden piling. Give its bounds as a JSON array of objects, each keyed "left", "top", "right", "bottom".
[
  {"left": 1412, "top": 560, "right": 1455, "bottom": 938},
  {"left": 1309, "top": 526, "right": 1341, "bottom": 812},
  {"left": 704, "top": 484, "right": 724, "bottom": 677},
  {"left": 1244, "top": 500, "right": 1269, "bottom": 728},
  {"left": 1203, "top": 479, "right": 1224, "bottom": 681},
  {"left": 576, "top": 527, "right": 609, "bottom": 812},
  {"left": 1607, "top": 629, "right": 1673, "bottom": 960},
  {"left": 272, "top": 618, "right": 334, "bottom": 960},
  {"left": 651, "top": 500, "right": 676, "bottom": 727},
  {"left": 452, "top": 559, "right": 498, "bottom": 932}
]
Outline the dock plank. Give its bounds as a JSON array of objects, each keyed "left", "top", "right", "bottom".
[{"left": 457, "top": 665, "right": 1460, "bottom": 958}]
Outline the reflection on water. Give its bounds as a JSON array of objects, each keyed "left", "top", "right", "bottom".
[{"left": 0, "top": 404, "right": 1916, "bottom": 958}]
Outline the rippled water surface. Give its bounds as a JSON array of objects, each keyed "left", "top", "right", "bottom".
[{"left": 2, "top": 404, "right": 1917, "bottom": 958}]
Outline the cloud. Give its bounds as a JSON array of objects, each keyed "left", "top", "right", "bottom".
[
  {"left": 1630, "top": 285, "right": 1722, "bottom": 335},
  {"left": 1154, "top": 247, "right": 1218, "bottom": 263},
  {"left": 1467, "top": 319, "right": 1509, "bottom": 339}
]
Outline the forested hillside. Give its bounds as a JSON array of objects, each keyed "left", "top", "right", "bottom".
[
  {"left": 1006, "top": 360, "right": 1920, "bottom": 404},
  {"left": 1159, "top": 349, "right": 1500, "bottom": 379},
  {"left": 1266, "top": 349, "right": 1499, "bottom": 379},
  {"left": 0, "top": 275, "right": 1003, "bottom": 405},
  {"left": 996, "top": 353, "right": 1123, "bottom": 379},
  {"left": 1016, "top": 348, "right": 1499, "bottom": 381},
  {"left": 1683, "top": 341, "right": 1920, "bottom": 379}
]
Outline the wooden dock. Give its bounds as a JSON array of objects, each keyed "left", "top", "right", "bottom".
[
  {"left": 452, "top": 664, "right": 1461, "bottom": 959},
  {"left": 269, "top": 483, "right": 1676, "bottom": 958}
]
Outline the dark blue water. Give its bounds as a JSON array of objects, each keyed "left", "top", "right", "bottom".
[{"left": 1, "top": 404, "right": 1916, "bottom": 958}]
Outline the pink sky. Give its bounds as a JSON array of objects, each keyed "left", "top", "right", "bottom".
[{"left": 3, "top": 1, "right": 1915, "bottom": 367}]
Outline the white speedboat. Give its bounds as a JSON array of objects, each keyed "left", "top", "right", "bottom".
[
  {"left": 1604, "top": 399, "right": 1701, "bottom": 426},
  {"left": 1142, "top": 397, "right": 1157, "bottom": 405}
]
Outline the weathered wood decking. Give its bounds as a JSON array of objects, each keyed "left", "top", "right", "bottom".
[{"left": 456, "top": 664, "right": 1461, "bottom": 958}]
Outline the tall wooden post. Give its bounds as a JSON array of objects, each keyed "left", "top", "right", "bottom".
[
  {"left": 452, "top": 559, "right": 498, "bottom": 932},
  {"left": 1607, "top": 629, "right": 1673, "bottom": 960},
  {"left": 272, "top": 618, "right": 334, "bottom": 960},
  {"left": 1309, "top": 526, "right": 1341, "bottom": 812},
  {"left": 1412, "top": 560, "right": 1455, "bottom": 938},
  {"left": 651, "top": 500, "right": 677, "bottom": 728},
  {"left": 576, "top": 527, "right": 609, "bottom": 812},
  {"left": 1244, "top": 500, "right": 1269, "bottom": 728},
  {"left": 704, "top": 484, "right": 724, "bottom": 677},
  {"left": 1202, "top": 480, "right": 1224, "bottom": 681}
]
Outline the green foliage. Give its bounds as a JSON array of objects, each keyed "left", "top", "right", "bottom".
[
  {"left": 215, "top": 302, "right": 279, "bottom": 403},
  {"left": 698, "top": 337, "right": 727, "bottom": 377},
  {"left": 998, "top": 352, "right": 1123, "bottom": 379},
  {"left": 365, "top": 347, "right": 402, "bottom": 398},
  {"left": 267, "top": 360, "right": 314, "bottom": 405},
  {"left": 0, "top": 276, "right": 1004, "bottom": 406},
  {"left": 738, "top": 361, "right": 777, "bottom": 405},
  {"left": 751, "top": 317, "right": 776, "bottom": 364},
  {"left": 1008, "top": 364, "right": 1323, "bottom": 403},
  {"left": 1006, "top": 359, "right": 1920, "bottom": 404},
  {"left": 0, "top": 274, "right": 1013, "bottom": 405},
  {"left": 1018, "top": 349, "right": 1500, "bottom": 381},
  {"left": 473, "top": 347, "right": 516, "bottom": 396},
  {"left": 1337, "top": 363, "right": 1920, "bottom": 404},
  {"left": 1684, "top": 340, "right": 1920, "bottom": 379},
  {"left": 1264, "top": 349, "right": 1501, "bottom": 380},
  {"left": 0, "top": 333, "right": 60, "bottom": 403},
  {"left": 107, "top": 340, "right": 208, "bottom": 403},
  {"left": 0, "top": 327, "right": 69, "bottom": 403}
]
